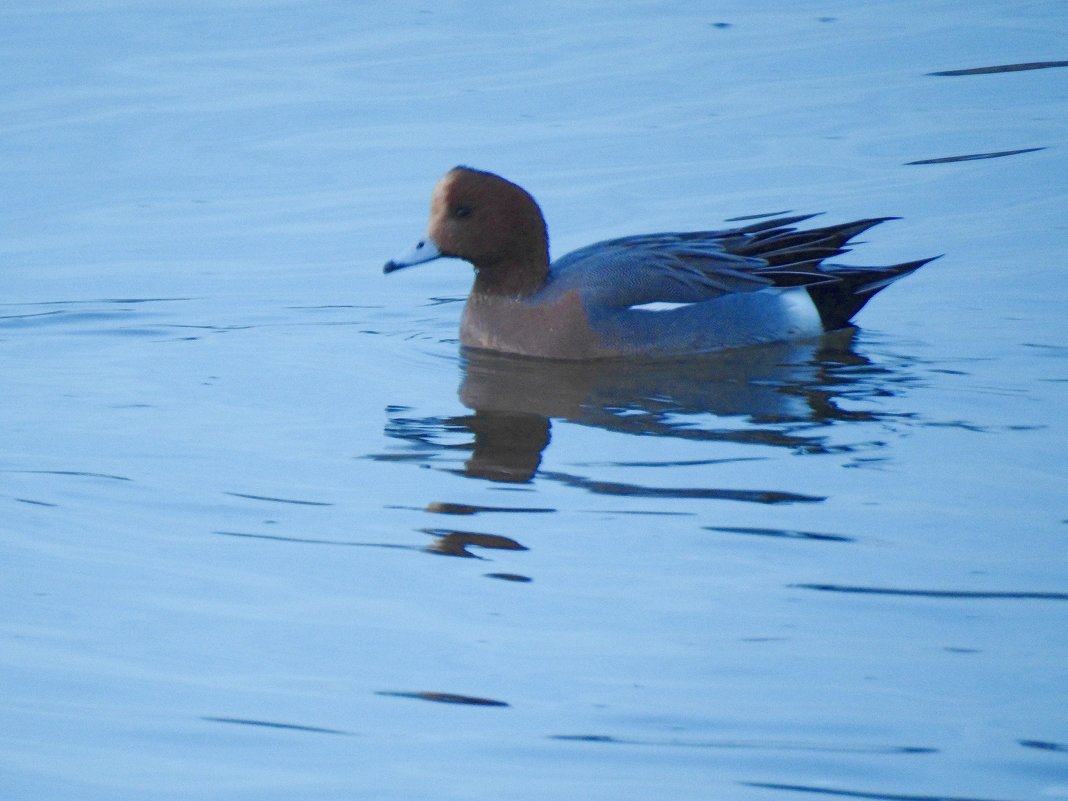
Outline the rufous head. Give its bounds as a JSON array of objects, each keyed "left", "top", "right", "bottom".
[{"left": 385, "top": 167, "right": 550, "bottom": 297}]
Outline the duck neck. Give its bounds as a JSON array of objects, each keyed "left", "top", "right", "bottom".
[{"left": 471, "top": 252, "right": 549, "bottom": 299}]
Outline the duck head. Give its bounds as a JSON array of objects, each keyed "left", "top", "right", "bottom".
[{"left": 384, "top": 167, "right": 551, "bottom": 298}]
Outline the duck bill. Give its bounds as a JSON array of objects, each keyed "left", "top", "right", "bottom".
[{"left": 383, "top": 237, "right": 443, "bottom": 273}]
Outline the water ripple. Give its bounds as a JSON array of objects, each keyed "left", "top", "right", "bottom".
[
  {"left": 706, "top": 525, "right": 852, "bottom": 542},
  {"left": 1019, "top": 739, "right": 1068, "bottom": 753},
  {"left": 541, "top": 471, "right": 825, "bottom": 504},
  {"left": 421, "top": 528, "right": 528, "bottom": 558},
  {"left": 742, "top": 783, "right": 1018, "bottom": 801},
  {"left": 376, "top": 691, "right": 509, "bottom": 707},
  {"left": 795, "top": 584, "right": 1068, "bottom": 601},
  {"left": 202, "top": 717, "right": 350, "bottom": 735},
  {"left": 224, "top": 491, "right": 333, "bottom": 506},
  {"left": 928, "top": 60, "right": 1068, "bottom": 76},
  {"left": 2, "top": 469, "right": 131, "bottom": 481},
  {"left": 552, "top": 734, "right": 934, "bottom": 755},
  {"left": 484, "top": 572, "right": 532, "bottom": 583},
  {"left": 422, "top": 501, "right": 555, "bottom": 515},
  {"left": 906, "top": 147, "right": 1045, "bottom": 165}
]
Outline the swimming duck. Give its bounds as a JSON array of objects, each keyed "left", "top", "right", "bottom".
[{"left": 384, "top": 167, "right": 934, "bottom": 359}]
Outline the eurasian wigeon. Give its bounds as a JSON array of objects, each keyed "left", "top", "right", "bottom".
[{"left": 385, "top": 167, "right": 934, "bottom": 360}]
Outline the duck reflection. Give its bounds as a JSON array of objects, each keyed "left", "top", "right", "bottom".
[
  {"left": 450, "top": 409, "right": 550, "bottom": 483},
  {"left": 381, "top": 329, "right": 913, "bottom": 485},
  {"left": 422, "top": 527, "right": 529, "bottom": 558}
]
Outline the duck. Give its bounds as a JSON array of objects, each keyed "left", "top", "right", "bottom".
[{"left": 384, "top": 166, "right": 935, "bottom": 360}]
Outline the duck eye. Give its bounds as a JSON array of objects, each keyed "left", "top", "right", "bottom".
[{"left": 454, "top": 206, "right": 473, "bottom": 219}]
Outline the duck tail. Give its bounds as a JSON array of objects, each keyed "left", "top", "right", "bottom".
[
  {"left": 722, "top": 215, "right": 938, "bottom": 329},
  {"left": 806, "top": 256, "right": 941, "bottom": 329}
]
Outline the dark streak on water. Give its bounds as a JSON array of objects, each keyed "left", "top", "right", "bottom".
[
  {"left": 2, "top": 469, "right": 132, "bottom": 481},
  {"left": 1, "top": 297, "right": 192, "bottom": 307},
  {"left": 579, "top": 457, "right": 766, "bottom": 468},
  {"left": 0, "top": 310, "right": 65, "bottom": 323},
  {"left": 551, "top": 734, "right": 935, "bottom": 754},
  {"left": 484, "top": 572, "right": 533, "bottom": 582},
  {"left": 202, "top": 717, "right": 350, "bottom": 735},
  {"left": 219, "top": 529, "right": 531, "bottom": 565},
  {"left": 15, "top": 498, "right": 59, "bottom": 507},
  {"left": 421, "top": 501, "right": 556, "bottom": 515},
  {"left": 422, "top": 528, "right": 528, "bottom": 558},
  {"left": 539, "top": 471, "right": 825, "bottom": 504},
  {"left": 705, "top": 525, "right": 852, "bottom": 542},
  {"left": 214, "top": 530, "right": 416, "bottom": 550},
  {"left": 796, "top": 584, "right": 1068, "bottom": 601},
  {"left": 225, "top": 492, "right": 333, "bottom": 506},
  {"left": 376, "top": 691, "right": 509, "bottom": 707},
  {"left": 1019, "top": 739, "right": 1068, "bottom": 753},
  {"left": 928, "top": 60, "right": 1068, "bottom": 76},
  {"left": 742, "top": 782, "right": 1018, "bottom": 801},
  {"left": 906, "top": 147, "right": 1045, "bottom": 165},
  {"left": 583, "top": 509, "right": 696, "bottom": 516}
]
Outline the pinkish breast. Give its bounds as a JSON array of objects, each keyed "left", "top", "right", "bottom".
[{"left": 460, "top": 290, "right": 613, "bottom": 359}]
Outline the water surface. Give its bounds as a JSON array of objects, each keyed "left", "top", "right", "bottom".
[{"left": 2, "top": 2, "right": 1067, "bottom": 799}]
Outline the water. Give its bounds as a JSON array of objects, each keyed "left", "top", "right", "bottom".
[{"left": 3, "top": 2, "right": 1067, "bottom": 799}]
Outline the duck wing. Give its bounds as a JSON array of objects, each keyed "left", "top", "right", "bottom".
[{"left": 549, "top": 215, "right": 912, "bottom": 310}]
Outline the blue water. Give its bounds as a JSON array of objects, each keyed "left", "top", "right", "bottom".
[{"left": 3, "top": 2, "right": 1067, "bottom": 799}]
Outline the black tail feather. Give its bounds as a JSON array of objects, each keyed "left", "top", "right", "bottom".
[
  {"left": 806, "top": 256, "right": 940, "bottom": 329},
  {"left": 729, "top": 213, "right": 822, "bottom": 234},
  {"left": 738, "top": 217, "right": 897, "bottom": 252},
  {"left": 717, "top": 215, "right": 936, "bottom": 329}
]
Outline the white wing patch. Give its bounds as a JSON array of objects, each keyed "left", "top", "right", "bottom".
[{"left": 628, "top": 301, "right": 700, "bottom": 312}]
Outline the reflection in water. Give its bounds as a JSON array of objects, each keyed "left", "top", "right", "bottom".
[
  {"left": 376, "top": 330, "right": 919, "bottom": 488},
  {"left": 550, "top": 734, "right": 935, "bottom": 755},
  {"left": 906, "top": 146, "right": 1045, "bottom": 165},
  {"left": 484, "top": 573, "right": 533, "bottom": 583},
  {"left": 422, "top": 528, "right": 528, "bottom": 558},
  {"left": 928, "top": 60, "right": 1068, "bottom": 76},
  {"left": 705, "top": 525, "right": 853, "bottom": 542},
  {"left": 224, "top": 491, "right": 333, "bottom": 506},
  {"left": 422, "top": 501, "right": 554, "bottom": 515},
  {"left": 460, "top": 329, "right": 879, "bottom": 426},
  {"left": 535, "top": 470, "right": 823, "bottom": 504},
  {"left": 740, "top": 782, "right": 1002, "bottom": 801},
  {"left": 453, "top": 410, "right": 550, "bottom": 482},
  {"left": 796, "top": 584, "right": 1068, "bottom": 601},
  {"left": 215, "top": 527, "right": 530, "bottom": 564},
  {"left": 375, "top": 691, "right": 509, "bottom": 707},
  {"left": 1019, "top": 740, "right": 1068, "bottom": 753},
  {"left": 202, "top": 717, "right": 351, "bottom": 735}
]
